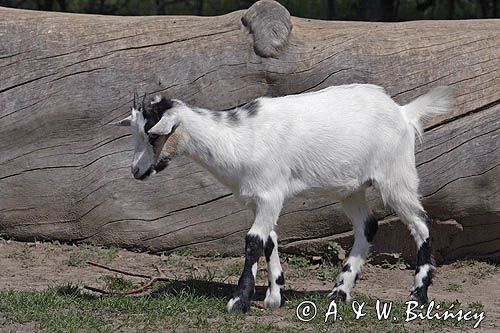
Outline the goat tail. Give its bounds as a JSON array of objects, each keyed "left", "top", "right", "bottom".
[{"left": 401, "top": 86, "right": 453, "bottom": 138}]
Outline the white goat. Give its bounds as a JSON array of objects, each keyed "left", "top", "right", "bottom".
[{"left": 113, "top": 84, "right": 451, "bottom": 313}]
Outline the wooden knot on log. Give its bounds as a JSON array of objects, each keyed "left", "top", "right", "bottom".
[{"left": 241, "top": 0, "right": 292, "bottom": 58}]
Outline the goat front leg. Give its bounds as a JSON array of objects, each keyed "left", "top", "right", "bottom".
[
  {"left": 263, "top": 230, "right": 285, "bottom": 309},
  {"left": 227, "top": 195, "right": 283, "bottom": 313}
]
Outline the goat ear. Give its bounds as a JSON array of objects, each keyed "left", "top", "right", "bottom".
[
  {"left": 110, "top": 115, "right": 132, "bottom": 126},
  {"left": 149, "top": 114, "right": 178, "bottom": 135}
]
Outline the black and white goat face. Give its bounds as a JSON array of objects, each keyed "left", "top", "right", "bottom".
[{"left": 112, "top": 93, "right": 180, "bottom": 180}]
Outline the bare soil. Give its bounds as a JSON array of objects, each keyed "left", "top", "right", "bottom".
[{"left": 0, "top": 238, "right": 498, "bottom": 332}]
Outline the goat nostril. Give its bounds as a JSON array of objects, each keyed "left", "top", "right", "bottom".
[{"left": 132, "top": 166, "right": 139, "bottom": 177}]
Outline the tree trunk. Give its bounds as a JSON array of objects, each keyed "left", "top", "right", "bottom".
[{"left": 0, "top": 1, "right": 499, "bottom": 262}]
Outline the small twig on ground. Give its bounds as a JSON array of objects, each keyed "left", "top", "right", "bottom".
[{"left": 83, "top": 261, "right": 171, "bottom": 295}]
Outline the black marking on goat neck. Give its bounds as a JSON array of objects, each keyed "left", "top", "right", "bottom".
[
  {"left": 152, "top": 96, "right": 173, "bottom": 114},
  {"left": 227, "top": 109, "right": 240, "bottom": 122},
  {"left": 210, "top": 110, "right": 224, "bottom": 120},
  {"left": 231, "top": 234, "right": 263, "bottom": 313},
  {"left": 264, "top": 235, "right": 275, "bottom": 262},
  {"left": 192, "top": 107, "right": 205, "bottom": 115},
  {"left": 241, "top": 99, "right": 259, "bottom": 117},
  {"left": 155, "top": 156, "right": 171, "bottom": 173},
  {"left": 342, "top": 263, "right": 351, "bottom": 273},
  {"left": 142, "top": 96, "right": 174, "bottom": 134},
  {"left": 364, "top": 215, "right": 378, "bottom": 243}
]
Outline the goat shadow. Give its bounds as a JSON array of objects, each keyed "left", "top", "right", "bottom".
[
  {"left": 66, "top": 278, "right": 330, "bottom": 302},
  {"left": 148, "top": 278, "right": 330, "bottom": 301}
]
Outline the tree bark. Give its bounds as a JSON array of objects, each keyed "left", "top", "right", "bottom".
[{"left": 0, "top": 1, "right": 499, "bottom": 261}]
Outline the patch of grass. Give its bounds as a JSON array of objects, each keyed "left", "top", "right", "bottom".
[
  {"left": 0, "top": 282, "right": 482, "bottom": 333},
  {"left": 451, "top": 259, "right": 477, "bottom": 269},
  {"left": 66, "top": 245, "right": 121, "bottom": 267},
  {"left": 315, "top": 263, "right": 342, "bottom": 282},
  {"left": 0, "top": 286, "right": 110, "bottom": 333},
  {"left": 188, "top": 267, "right": 218, "bottom": 282},
  {"left": 224, "top": 261, "right": 244, "bottom": 277},
  {"left": 452, "top": 259, "right": 499, "bottom": 276},
  {"left": 379, "top": 257, "right": 406, "bottom": 270},
  {"left": 204, "top": 250, "right": 223, "bottom": 259},
  {"left": 468, "top": 301, "right": 484, "bottom": 312},
  {"left": 322, "top": 241, "right": 345, "bottom": 265},
  {"left": 100, "top": 275, "right": 135, "bottom": 292},
  {"left": 285, "top": 254, "right": 311, "bottom": 278},
  {"left": 66, "top": 251, "right": 89, "bottom": 267},
  {"left": 0, "top": 283, "right": 227, "bottom": 333},
  {"left": 7, "top": 246, "right": 31, "bottom": 261},
  {"left": 162, "top": 251, "right": 194, "bottom": 270},
  {"left": 445, "top": 282, "right": 463, "bottom": 292},
  {"left": 7, "top": 245, "right": 34, "bottom": 267},
  {"left": 470, "top": 263, "right": 498, "bottom": 279},
  {"left": 451, "top": 259, "right": 498, "bottom": 285},
  {"left": 104, "top": 246, "right": 119, "bottom": 263}
]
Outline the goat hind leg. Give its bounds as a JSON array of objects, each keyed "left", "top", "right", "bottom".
[
  {"left": 382, "top": 181, "right": 435, "bottom": 304},
  {"left": 400, "top": 208, "right": 434, "bottom": 303},
  {"left": 329, "top": 189, "right": 377, "bottom": 302}
]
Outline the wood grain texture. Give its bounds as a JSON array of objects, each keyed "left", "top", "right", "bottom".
[{"left": 0, "top": 1, "right": 499, "bottom": 261}]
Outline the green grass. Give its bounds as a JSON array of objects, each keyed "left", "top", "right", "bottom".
[
  {"left": 0, "top": 283, "right": 483, "bottom": 333},
  {"left": 445, "top": 282, "right": 462, "bottom": 292},
  {"left": 224, "top": 261, "right": 244, "bottom": 277},
  {"left": 66, "top": 251, "right": 89, "bottom": 267},
  {"left": 379, "top": 258, "right": 406, "bottom": 270},
  {"left": 105, "top": 246, "right": 120, "bottom": 262},
  {"left": 452, "top": 259, "right": 499, "bottom": 277},
  {"left": 315, "top": 263, "right": 342, "bottom": 282},
  {"left": 7, "top": 245, "right": 34, "bottom": 267},
  {"left": 285, "top": 254, "right": 311, "bottom": 279},
  {"left": 0, "top": 250, "right": 491, "bottom": 333},
  {"left": 100, "top": 275, "right": 135, "bottom": 292},
  {"left": 65, "top": 245, "right": 120, "bottom": 267},
  {"left": 322, "top": 241, "right": 345, "bottom": 265},
  {"left": 470, "top": 263, "right": 498, "bottom": 279},
  {"left": 0, "top": 283, "right": 230, "bottom": 333}
]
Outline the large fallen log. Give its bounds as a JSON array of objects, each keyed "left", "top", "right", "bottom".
[{"left": 1, "top": 1, "right": 499, "bottom": 262}]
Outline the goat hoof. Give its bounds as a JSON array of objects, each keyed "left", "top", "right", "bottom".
[
  {"left": 226, "top": 297, "right": 250, "bottom": 313},
  {"left": 264, "top": 293, "right": 282, "bottom": 309},
  {"left": 327, "top": 289, "right": 348, "bottom": 302},
  {"left": 409, "top": 288, "right": 429, "bottom": 305}
]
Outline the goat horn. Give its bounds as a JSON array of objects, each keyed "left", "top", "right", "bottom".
[
  {"left": 133, "top": 90, "right": 140, "bottom": 109},
  {"left": 142, "top": 92, "right": 147, "bottom": 109}
]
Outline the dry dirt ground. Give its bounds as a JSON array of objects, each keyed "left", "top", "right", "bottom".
[{"left": 0, "top": 238, "right": 498, "bottom": 332}]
